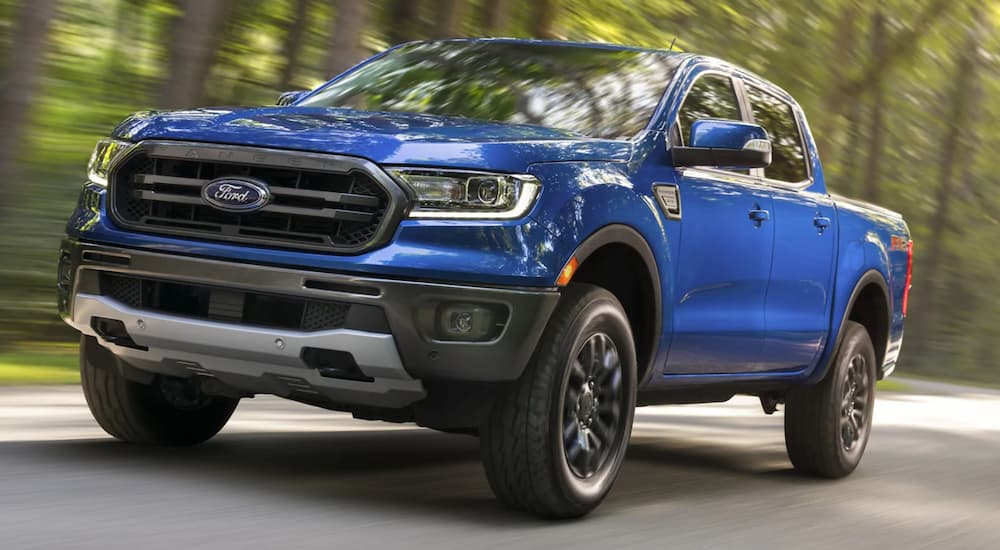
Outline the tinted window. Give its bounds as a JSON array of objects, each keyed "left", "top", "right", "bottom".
[
  {"left": 676, "top": 75, "right": 741, "bottom": 145},
  {"left": 299, "top": 42, "right": 680, "bottom": 139},
  {"left": 746, "top": 86, "right": 808, "bottom": 183}
]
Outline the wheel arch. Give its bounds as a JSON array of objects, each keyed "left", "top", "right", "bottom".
[
  {"left": 812, "top": 269, "right": 891, "bottom": 383},
  {"left": 565, "top": 224, "right": 662, "bottom": 385}
]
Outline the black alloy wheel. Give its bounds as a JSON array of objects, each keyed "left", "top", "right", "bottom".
[{"left": 561, "top": 333, "right": 625, "bottom": 479}]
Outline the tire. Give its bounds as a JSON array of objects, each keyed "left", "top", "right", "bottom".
[
  {"left": 784, "top": 321, "right": 876, "bottom": 478},
  {"left": 80, "top": 335, "right": 239, "bottom": 445},
  {"left": 480, "top": 283, "right": 637, "bottom": 518}
]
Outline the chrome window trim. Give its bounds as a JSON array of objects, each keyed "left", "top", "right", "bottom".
[
  {"left": 740, "top": 80, "right": 814, "bottom": 191},
  {"left": 641, "top": 53, "right": 692, "bottom": 137},
  {"left": 669, "top": 69, "right": 745, "bottom": 147},
  {"left": 666, "top": 60, "right": 817, "bottom": 193},
  {"left": 678, "top": 167, "right": 811, "bottom": 193},
  {"left": 677, "top": 167, "right": 767, "bottom": 189}
]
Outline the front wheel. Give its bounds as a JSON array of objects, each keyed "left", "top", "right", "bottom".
[
  {"left": 480, "top": 284, "right": 637, "bottom": 518},
  {"left": 80, "top": 335, "right": 239, "bottom": 446},
  {"left": 784, "top": 321, "right": 876, "bottom": 478}
]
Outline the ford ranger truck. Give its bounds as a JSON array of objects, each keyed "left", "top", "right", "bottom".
[{"left": 58, "top": 39, "right": 912, "bottom": 518}]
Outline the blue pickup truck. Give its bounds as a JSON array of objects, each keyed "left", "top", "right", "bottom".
[{"left": 58, "top": 39, "right": 912, "bottom": 517}]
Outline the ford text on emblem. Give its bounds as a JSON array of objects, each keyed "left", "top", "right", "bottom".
[{"left": 201, "top": 177, "right": 270, "bottom": 212}]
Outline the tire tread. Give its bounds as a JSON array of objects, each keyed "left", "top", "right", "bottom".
[
  {"left": 784, "top": 321, "right": 875, "bottom": 478},
  {"left": 481, "top": 284, "right": 635, "bottom": 517},
  {"left": 79, "top": 336, "right": 237, "bottom": 446}
]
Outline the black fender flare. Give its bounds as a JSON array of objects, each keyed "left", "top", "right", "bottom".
[
  {"left": 568, "top": 224, "right": 663, "bottom": 384},
  {"left": 809, "top": 269, "right": 891, "bottom": 383}
]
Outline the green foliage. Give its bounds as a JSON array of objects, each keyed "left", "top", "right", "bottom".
[
  {"left": 876, "top": 378, "right": 910, "bottom": 393},
  {"left": 0, "top": 0, "right": 998, "bottom": 384},
  {"left": 0, "top": 342, "right": 79, "bottom": 384}
]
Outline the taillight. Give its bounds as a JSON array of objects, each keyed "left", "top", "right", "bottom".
[{"left": 902, "top": 240, "right": 913, "bottom": 317}]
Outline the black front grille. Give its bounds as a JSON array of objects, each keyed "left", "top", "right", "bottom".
[
  {"left": 108, "top": 143, "right": 396, "bottom": 252},
  {"left": 99, "top": 273, "right": 370, "bottom": 333}
]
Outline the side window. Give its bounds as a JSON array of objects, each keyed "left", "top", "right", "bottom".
[
  {"left": 746, "top": 86, "right": 809, "bottom": 183},
  {"left": 676, "top": 75, "right": 741, "bottom": 145}
]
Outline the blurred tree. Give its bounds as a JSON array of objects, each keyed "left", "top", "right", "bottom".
[
  {"left": 531, "top": 0, "right": 560, "bottom": 39},
  {"left": 481, "top": 0, "right": 509, "bottom": 35},
  {"left": 434, "top": 0, "right": 465, "bottom": 39},
  {"left": 158, "top": 0, "right": 233, "bottom": 108},
  {"left": 815, "top": 0, "right": 861, "bottom": 162},
  {"left": 107, "top": 1, "right": 133, "bottom": 79},
  {"left": 860, "top": 6, "right": 886, "bottom": 203},
  {"left": 279, "top": 0, "right": 311, "bottom": 90},
  {"left": 386, "top": 0, "right": 422, "bottom": 45},
  {"left": 0, "top": 0, "right": 57, "bottom": 211},
  {"left": 827, "top": 2, "right": 866, "bottom": 197},
  {"left": 821, "top": 0, "right": 957, "bottom": 137},
  {"left": 324, "top": 0, "right": 371, "bottom": 78},
  {"left": 0, "top": 0, "right": 12, "bottom": 52},
  {"left": 915, "top": 4, "right": 988, "bottom": 352}
]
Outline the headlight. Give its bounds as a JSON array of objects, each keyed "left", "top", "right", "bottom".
[
  {"left": 388, "top": 169, "right": 540, "bottom": 219},
  {"left": 87, "top": 138, "right": 133, "bottom": 186}
]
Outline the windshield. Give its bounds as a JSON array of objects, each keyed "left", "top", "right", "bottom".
[{"left": 298, "top": 41, "right": 679, "bottom": 140}]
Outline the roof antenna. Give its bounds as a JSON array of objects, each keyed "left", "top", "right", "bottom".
[{"left": 668, "top": 37, "right": 677, "bottom": 51}]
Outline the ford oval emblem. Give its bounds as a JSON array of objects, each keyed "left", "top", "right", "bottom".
[{"left": 201, "top": 177, "right": 270, "bottom": 212}]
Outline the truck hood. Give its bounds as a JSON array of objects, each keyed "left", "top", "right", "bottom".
[{"left": 112, "top": 107, "right": 634, "bottom": 173}]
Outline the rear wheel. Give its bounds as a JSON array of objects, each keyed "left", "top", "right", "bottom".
[
  {"left": 480, "top": 284, "right": 637, "bottom": 518},
  {"left": 784, "top": 321, "right": 876, "bottom": 477},
  {"left": 80, "top": 335, "right": 238, "bottom": 445}
]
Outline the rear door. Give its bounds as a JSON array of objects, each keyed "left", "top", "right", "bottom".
[
  {"left": 744, "top": 84, "right": 837, "bottom": 372},
  {"left": 663, "top": 73, "right": 774, "bottom": 374}
]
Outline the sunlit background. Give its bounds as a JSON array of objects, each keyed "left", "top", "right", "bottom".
[{"left": 0, "top": 0, "right": 999, "bottom": 386}]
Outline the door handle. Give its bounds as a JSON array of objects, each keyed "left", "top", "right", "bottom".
[
  {"left": 748, "top": 209, "right": 770, "bottom": 225},
  {"left": 813, "top": 215, "right": 831, "bottom": 234}
]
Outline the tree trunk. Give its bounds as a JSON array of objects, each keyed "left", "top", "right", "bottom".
[
  {"left": 835, "top": 98, "right": 864, "bottom": 196},
  {"left": 158, "top": 0, "right": 233, "bottom": 109},
  {"left": 278, "top": 0, "right": 310, "bottom": 90},
  {"left": 434, "top": 0, "right": 465, "bottom": 38},
  {"left": 819, "top": 0, "right": 954, "bottom": 140},
  {"left": 481, "top": 0, "right": 509, "bottom": 35},
  {"left": 0, "top": 0, "right": 58, "bottom": 208},
  {"left": 104, "top": 0, "right": 142, "bottom": 98},
  {"left": 815, "top": 0, "right": 862, "bottom": 161},
  {"left": 324, "top": 0, "right": 370, "bottom": 78},
  {"left": 860, "top": 8, "right": 886, "bottom": 203},
  {"left": 386, "top": 0, "right": 422, "bottom": 45},
  {"left": 918, "top": 9, "right": 986, "bottom": 339},
  {"left": 531, "top": 0, "right": 559, "bottom": 39}
]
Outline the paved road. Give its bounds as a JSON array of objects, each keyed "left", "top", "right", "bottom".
[{"left": 1, "top": 380, "right": 998, "bottom": 549}]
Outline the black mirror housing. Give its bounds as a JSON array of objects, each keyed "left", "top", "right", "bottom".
[
  {"left": 671, "top": 119, "right": 773, "bottom": 169},
  {"left": 276, "top": 90, "right": 308, "bottom": 106}
]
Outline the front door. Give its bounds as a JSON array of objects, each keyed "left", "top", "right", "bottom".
[
  {"left": 664, "top": 171, "right": 774, "bottom": 374},
  {"left": 662, "top": 72, "right": 774, "bottom": 374}
]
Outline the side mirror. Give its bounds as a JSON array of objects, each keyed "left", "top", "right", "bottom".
[
  {"left": 671, "top": 119, "right": 772, "bottom": 169},
  {"left": 276, "top": 90, "right": 308, "bottom": 106}
]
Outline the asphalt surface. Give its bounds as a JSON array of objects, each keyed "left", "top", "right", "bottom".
[{"left": 1, "top": 379, "right": 998, "bottom": 549}]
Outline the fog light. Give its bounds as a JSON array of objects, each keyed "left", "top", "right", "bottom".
[
  {"left": 453, "top": 311, "right": 474, "bottom": 333},
  {"left": 57, "top": 253, "right": 73, "bottom": 288},
  {"left": 57, "top": 253, "right": 75, "bottom": 317},
  {"left": 435, "top": 303, "right": 506, "bottom": 341}
]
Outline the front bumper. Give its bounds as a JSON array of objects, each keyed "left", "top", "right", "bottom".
[{"left": 59, "top": 239, "right": 560, "bottom": 409}]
